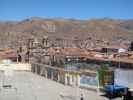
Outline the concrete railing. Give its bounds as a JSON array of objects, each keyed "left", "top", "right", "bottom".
[{"left": 31, "top": 63, "right": 98, "bottom": 91}]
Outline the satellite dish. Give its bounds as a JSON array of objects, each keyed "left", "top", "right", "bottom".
[{"left": 118, "top": 48, "right": 126, "bottom": 53}]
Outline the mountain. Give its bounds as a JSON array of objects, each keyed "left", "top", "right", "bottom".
[{"left": 0, "top": 17, "right": 133, "bottom": 48}]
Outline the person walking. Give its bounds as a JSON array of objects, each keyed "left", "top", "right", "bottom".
[{"left": 80, "top": 93, "right": 84, "bottom": 100}]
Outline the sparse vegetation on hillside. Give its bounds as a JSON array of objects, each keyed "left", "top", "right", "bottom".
[{"left": 0, "top": 18, "right": 133, "bottom": 48}]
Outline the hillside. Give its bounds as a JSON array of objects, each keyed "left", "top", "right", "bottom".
[{"left": 0, "top": 17, "right": 133, "bottom": 48}]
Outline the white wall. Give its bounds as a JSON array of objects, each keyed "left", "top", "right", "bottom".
[
  {"left": 0, "top": 63, "right": 31, "bottom": 71},
  {"left": 115, "top": 69, "right": 133, "bottom": 89}
]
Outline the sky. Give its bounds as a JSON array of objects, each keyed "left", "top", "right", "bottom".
[{"left": 0, "top": 0, "right": 133, "bottom": 21}]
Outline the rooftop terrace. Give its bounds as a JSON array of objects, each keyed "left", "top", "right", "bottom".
[{"left": 0, "top": 63, "right": 122, "bottom": 100}]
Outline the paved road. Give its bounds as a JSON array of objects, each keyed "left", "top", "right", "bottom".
[{"left": 0, "top": 71, "right": 121, "bottom": 100}]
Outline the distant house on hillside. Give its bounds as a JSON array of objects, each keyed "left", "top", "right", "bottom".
[{"left": 101, "top": 45, "right": 128, "bottom": 53}]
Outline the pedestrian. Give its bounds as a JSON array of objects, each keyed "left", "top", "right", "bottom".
[{"left": 80, "top": 93, "right": 84, "bottom": 100}]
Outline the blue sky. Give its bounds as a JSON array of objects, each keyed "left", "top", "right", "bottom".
[{"left": 0, "top": 0, "right": 133, "bottom": 21}]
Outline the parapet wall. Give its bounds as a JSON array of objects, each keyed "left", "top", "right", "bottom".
[
  {"left": 0, "top": 63, "right": 31, "bottom": 71},
  {"left": 31, "top": 63, "right": 98, "bottom": 91}
]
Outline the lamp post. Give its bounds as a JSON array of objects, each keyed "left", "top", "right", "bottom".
[{"left": 118, "top": 48, "right": 126, "bottom": 69}]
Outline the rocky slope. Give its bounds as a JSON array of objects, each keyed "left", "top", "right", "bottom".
[{"left": 0, "top": 17, "right": 133, "bottom": 48}]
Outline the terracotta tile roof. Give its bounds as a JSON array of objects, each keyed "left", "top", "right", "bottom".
[
  {"left": 0, "top": 48, "right": 17, "bottom": 59},
  {"left": 47, "top": 47, "right": 133, "bottom": 64}
]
